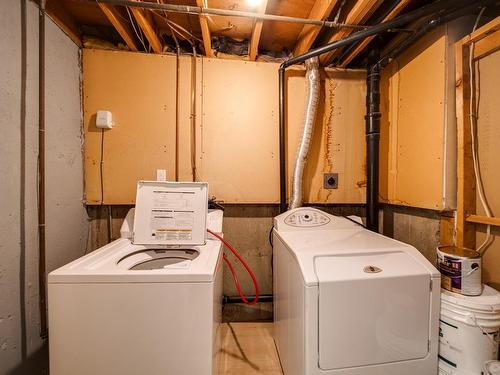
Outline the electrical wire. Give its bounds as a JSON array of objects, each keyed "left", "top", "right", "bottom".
[
  {"left": 207, "top": 229, "right": 259, "bottom": 305},
  {"left": 100, "top": 128, "right": 105, "bottom": 204},
  {"left": 150, "top": 9, "right": 203, "bottom": 44},
  {"left": 126, "top": 6, "right": 148, "bottom": 51},
  {"left": 468, "top": 7, "right": 492, "bottom": 253}
]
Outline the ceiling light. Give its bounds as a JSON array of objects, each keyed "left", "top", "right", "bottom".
[{"left": 246, "top": 0, "right": 263, "bottom": 8}]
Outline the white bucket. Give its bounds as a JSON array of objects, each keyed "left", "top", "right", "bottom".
[
  {"left": 484, "top": 361, "right": 500, "bottom": 375},
  {"left": 438, "top": 285, "right": 500, "bottom": 375}
]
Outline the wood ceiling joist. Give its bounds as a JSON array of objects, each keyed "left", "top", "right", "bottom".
[
  {"left": 293, "top": 0, "right": 339, "bottom": 56},
  {"left": 248, "top": 0, "right": 269, "bottom": 61},
  {"left": 45, "top": 0, "right": 82, "bottom": 47},
  {"left": 196, "top": 0, "right": 214, "bottom": 57},
  {"left": 319, "top": 0, "right": 383, "bottom": 66},
  {"left": 98, "top": 4, "right": 139, "bottom": 51},
  {"left": 338, "top": 0, "right": 410, "bottom": 68},
  {"left": 130, "top": 2, "right": 163, "bottom": 53}
]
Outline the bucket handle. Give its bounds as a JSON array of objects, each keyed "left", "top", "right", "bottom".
[{"left": 469, "top": 312, "right": 500, "bottom": 345}]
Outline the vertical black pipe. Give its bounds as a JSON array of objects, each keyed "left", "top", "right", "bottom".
[
  {"left": 279, "top": 67, "right": 287, "bottom": 213},
  {"left": 38, "top": 0, "right": 48, "bottom": 339},
  {"left": 365, "top": 63, "right": 381, "bottom": 232}
]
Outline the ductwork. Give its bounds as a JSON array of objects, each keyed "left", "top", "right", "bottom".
[{"left": 289, "top": 57, "right": 320, "bottom": 210}]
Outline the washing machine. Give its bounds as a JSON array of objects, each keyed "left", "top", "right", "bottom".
[
  {"left": 273, "top": 207, "right": 441, "bottom": 375},
  {"left": 48, "top": 181, "right": 223, "bottom": 375}
]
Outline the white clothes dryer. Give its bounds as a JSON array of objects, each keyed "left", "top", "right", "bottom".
[{"left": 273, "top": 207, "right": 441, "bottom": 375}]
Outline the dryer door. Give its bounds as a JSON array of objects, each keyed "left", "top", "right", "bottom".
[{"left": 315, "top": 251, "right": 430, "bottom": 370}]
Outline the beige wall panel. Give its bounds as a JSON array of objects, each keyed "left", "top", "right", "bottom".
[
  {"left": 83, "top": 49, "right": 177, "bottom": 204},
  {"left": 286, "top": 69, "right": 366, "bottom": 204},
  {"left": 195, "top": 58, "right": 279, "bottom": 203},
  {"left": 178, "top": 56, "right": 196, "bottom": 182},
  {"left": 83, "top": 50, "right": 366, "bottom": 204},
  {"left": 380, "top": 32, "right": 446, "bottom": 209},
  {"left": 475, "top": 50, "right": 500, "bottom": 289}
]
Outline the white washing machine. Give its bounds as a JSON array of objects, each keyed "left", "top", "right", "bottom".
[
  {"left": 273, "top": 207, "right": 441, "bottom": 375},
  {"left": 48, "top": 181, "right": 224, "bottom": 375}
]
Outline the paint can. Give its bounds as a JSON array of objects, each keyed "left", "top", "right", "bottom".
[{"left": 437, "top": 245, "right": 482, "bottom": 296}]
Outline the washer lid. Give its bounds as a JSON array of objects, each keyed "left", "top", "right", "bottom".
[{"left": 133, "top": 181, "right": 208, "bottom": 246}]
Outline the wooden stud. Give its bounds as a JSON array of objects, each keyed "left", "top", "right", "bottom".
[
  {"left": 293, "top": 0, "right": 339, "bottom": 56},
  {"left": 248, "top": 0, "right": 268, "bottom": 61},
  {"left": 130, "top": 4, "right": 163, "bottom": 53},
  {"left": 473, "top": 28, "right": 500, "bottom": 60},
  {"left": 440, "top": 215, "right": 455, "bottom": 247},
  {"left": 98, "top": 4, "right": 139, "bottom": 51},
  {"left": 338, "top": 0, "right": 411, "bottom": 68},
  {"left": 464, "top": 16, "right": 500, "bottom": 45},
  {"left": 319, "top": 0, "right": 382, "bottom": 66},
  {"left": 455, "top": 17, "right": 500, "bottom": 249},
  {"left": 196, "top": 0, "right": 214, "bottom": 57},
  {"left": 455, "top": 41, "right": 476, "bottom": 249},
  {"left": 467, "top": 215, "right": 500, "bottom": 227},
  {"left": 45, "top": 0, "right": 82, "bottom": 47}
]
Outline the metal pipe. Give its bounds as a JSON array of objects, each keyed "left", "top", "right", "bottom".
[
  {"left": 365, "top": 63, "right": 380, "bottom": 231},
  {"left": 279, "top": 68, "right": 286, "bottom": 213},
  {"left": 361, "top": 2, "right": 492, "bottom": 232},
  {"left": 20, "top": 0, "right": 28, "bottom": 359},
  {"left": 277, "top": 0, "right": 491, "bottom": 215},
  {"left": 289, "top": 57, "right": 320, "bottom": 210},
  {"left": 281, "top": 0, "right": 486, "bottom": 69},
  {"left": 95, "top": 0, "right": 366, "bottom": 30},
  {"left": 190, "top": 48, "right": 197, "bottom": 182},
  {"left": 223, "top": 294, "right": 273, "bottom": 304},
  {"left": 38, "top": 0, "right": 48, "bottom": 339}
]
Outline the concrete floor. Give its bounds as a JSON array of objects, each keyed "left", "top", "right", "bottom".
[{"left": 218, "top": 322, "right": 283, "bottom": 375}]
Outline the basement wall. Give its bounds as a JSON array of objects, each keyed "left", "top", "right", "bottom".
[{"left": 0, "top": 2, "right": 87, "bottom": 374}]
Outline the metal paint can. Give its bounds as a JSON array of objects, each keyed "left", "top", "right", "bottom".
[{"left": 437, "top": 245, "right": 482, "bottom": 296}]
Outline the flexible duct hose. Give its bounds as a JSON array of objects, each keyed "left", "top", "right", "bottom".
[{"left": 289, "top": 57, "right": 320, "bottom": 210}]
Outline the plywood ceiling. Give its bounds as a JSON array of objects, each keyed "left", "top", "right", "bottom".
[{"left": 43, "top": 0, "right": 433, "bottom": 67}]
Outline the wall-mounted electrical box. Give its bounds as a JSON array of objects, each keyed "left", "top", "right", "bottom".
[{"left": 96, "top": 110, "right": 113, "bottom": 129}]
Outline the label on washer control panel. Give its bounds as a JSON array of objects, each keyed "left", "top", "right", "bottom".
[
  {"left": 284, "top": 210, "right": 330, "bottom": 227},
  {"left": 150, "top": 191, "right": 195, "bottom": 240}
]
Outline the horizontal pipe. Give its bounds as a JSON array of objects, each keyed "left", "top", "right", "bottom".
[
  {"left": 281, "top": 0, "right": 488, "bottom": 68},
  {"left": 95, "top": 0, "right": 366, "bottom": 29},
  {"left": 223, "top": 294, "right": 273, "bottom": 304}
]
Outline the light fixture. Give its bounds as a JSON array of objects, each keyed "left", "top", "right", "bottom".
[{"left": 246, "top": 0, "right": 263, "bottom": 8}]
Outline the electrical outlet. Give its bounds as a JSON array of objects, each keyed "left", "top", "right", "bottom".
[{"left": 324, "top": 173, "right": 338, "bottom": 189}]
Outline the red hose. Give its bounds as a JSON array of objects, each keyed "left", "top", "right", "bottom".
[{"left": 207, "top": 229, "right": 259, "bottom": 305}]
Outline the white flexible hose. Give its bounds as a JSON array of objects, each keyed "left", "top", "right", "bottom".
[
  {"left": 289, "top": 57, "right": 320, "bottom": 210},
  {"left": 468, "top": 8, "right": 493, "bottom": 253}
]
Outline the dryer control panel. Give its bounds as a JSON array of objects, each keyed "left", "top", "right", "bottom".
[{"left": 284, "top": 209, "right": 330, "bottom": 227}]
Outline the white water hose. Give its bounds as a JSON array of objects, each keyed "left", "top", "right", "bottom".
[
  {"left": 469, "top": 8, "right": 493, "bottom": 253},
  {"left": 289, "top": 57, "right": 320, "bottom": 210}
]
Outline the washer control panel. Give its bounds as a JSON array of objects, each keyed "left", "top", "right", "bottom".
[{"left": 284, "top": 209, "right": 330, "bottom": 227}]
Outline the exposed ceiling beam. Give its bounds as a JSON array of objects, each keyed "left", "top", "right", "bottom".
[
  {"left": 248, "top": 0, "right": 269, "bottom": 61},
  {"left": 319, "top": 0, "right": 383, "bottom": 65},
  {"left": 45, "top": 0, "right": 82, "bottom": 47},
  {"left": 98, "top": 3, "right": 139, "bottom": 51},
  {"left": 130, "top": 3, "right": 163, "bottom": 53},
  {"left": 293, "top": 0, "right": 339, "bottom": 56},
  {"left": 338, "top": 0, "right": 411, "bottom": 67},
  {"left": 196, "top": 0, "right": 214, "bottom": 57}
]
